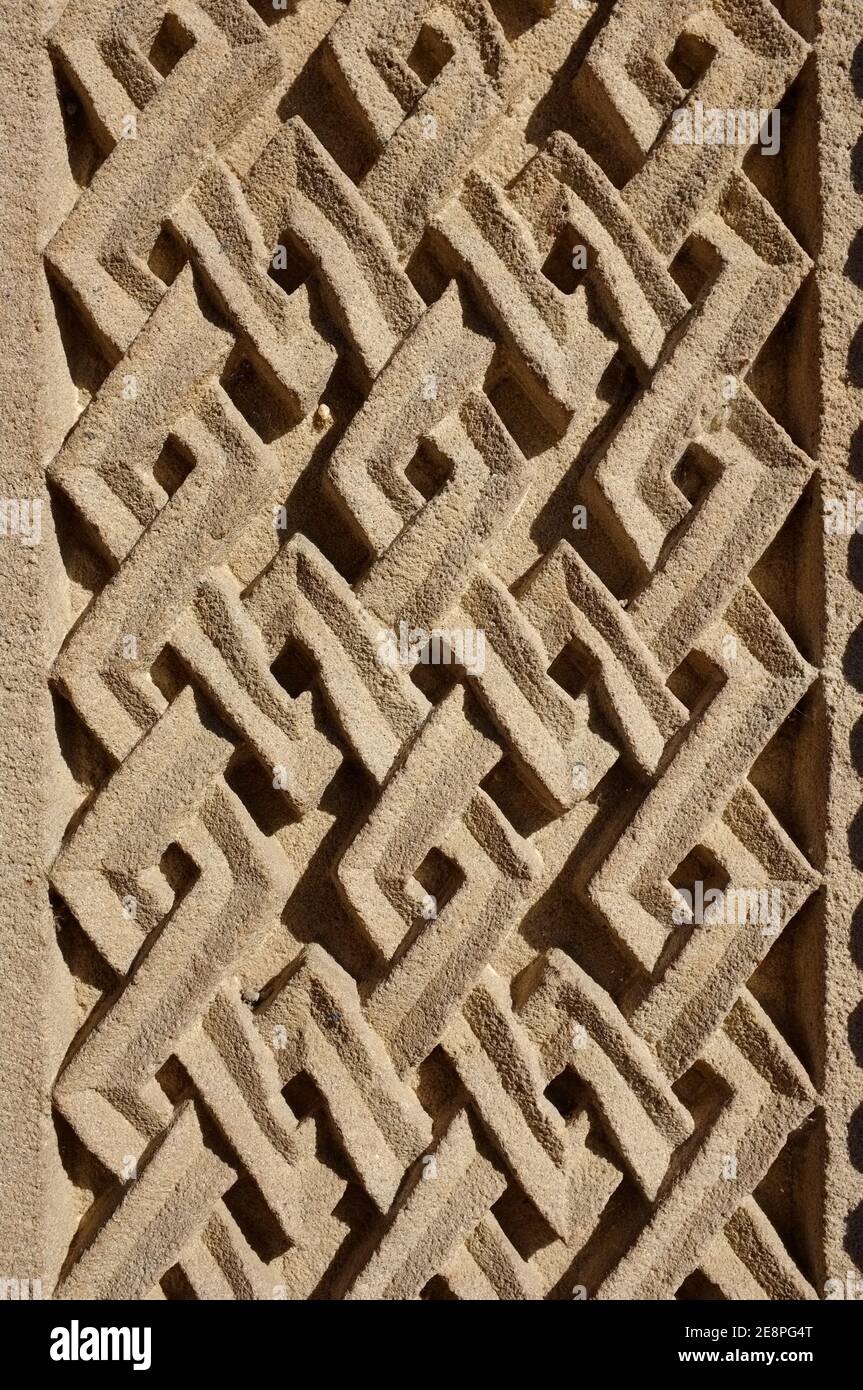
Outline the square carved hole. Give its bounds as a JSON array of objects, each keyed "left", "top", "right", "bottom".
[
  {"left": 405, "top": 441, "right": 450, "bottom": 503},
  {"left": 149, "top": 13, "right": 194, "bottom": 78},
  {"left": 148, "top": 226, "right": 185, "bottom": 287},
  {"left": 544, "top": 1067, "right": 586, "bottom": 1121},
  {"left": 484, "top": 367, "right": 559, "bottom": 458},
  {"left": 248, "top": 0, "right": 291, "bottom": 26},
  {"left": 670, "top": 445, "right": 720, "bottom": 507},
  {"left": 480, "top": 757, "right": 557, "bottom": 838},
  {"left": 271, "top": 637, "right": 316, "bottom": 699},
  {"left": 548, "top": 643, "right": 591, "bottom": 703},
  {"left": 668, "top": 235, "right": 723, "bottom": 305},
  {"left": 669, "top": 844, "right": 730, "bottom": 903},
  {"left": 282, "top": 1071, "right": 320, "bottom": 1122},
  {"left": 412, "top": 846, "right": 463, "bottom": 916},
  {"left": 159, "top": 842, "right": 198, "bottom": 905},
  {"left": 665, "top": 32, "right": 715, "bottom": 90},
  {"left": 221, "top": 354, "right": 293, "bottom": 444},
  {"left": 407, "top": 24, "right": 453, "bottom": 86},
  {"left": 152, "top": 438, "right": 193, "bottom": 498},
  {"left": 541, "top": 231, "right": 590, "bottom": 296},
  {"left": 150, "top": 645, "right": 188, "bottom": 702},
  {"left": 409, "top": 655, "right": 460, "bottom": 704},
  {"left": 225, "top": 752, "right": 298, "bottom": 835},
  {"left": 666, "top": 649, "right": 722, "bottom": 715},
  {"left": 420, "top": 1276, "right": 457, "bottom": 1300},
  {"left": 268, "top": 234, "right": 313, "bottom": 298}
]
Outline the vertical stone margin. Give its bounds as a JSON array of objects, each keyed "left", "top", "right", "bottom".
[
  {"left": 817, "top": 0, "right": 863, "bottom": 1284},
  {"left": 0, "top": 0, "right": 862, "bottom": 1300},
  {"left": 0, "top": 0, "right": 66, "bottom": 1290}
]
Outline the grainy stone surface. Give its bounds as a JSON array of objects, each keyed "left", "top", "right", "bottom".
[{"left": 0, "top": 0, "right": 861, "bottom": 1300}]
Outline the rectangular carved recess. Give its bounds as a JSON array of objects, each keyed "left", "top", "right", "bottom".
[{"left": 1, "top": 0, "right": 861, "bottom": 1303}]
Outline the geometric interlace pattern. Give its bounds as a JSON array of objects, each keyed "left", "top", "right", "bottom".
[{"left": 20, "top": 0, "right": 857, "bottom": 1298}]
